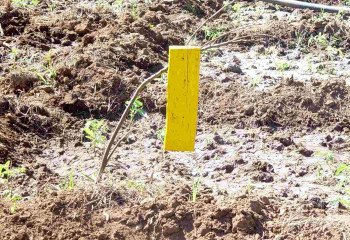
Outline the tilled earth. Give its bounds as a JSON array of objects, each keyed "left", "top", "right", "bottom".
[{"left": 1, "top": 0, "right": 350, "bottom": 239}]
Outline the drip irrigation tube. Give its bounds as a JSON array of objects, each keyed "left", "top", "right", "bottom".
[{"left": 262, "top": 0, "right": 350, "bottom": 13}]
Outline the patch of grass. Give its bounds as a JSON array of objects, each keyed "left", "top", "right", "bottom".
[
  {"left": 308, "top": 33, "right": 343, "bottom": 60},
  {"left": 2, "top": 189, "right": 22, "bottom": 213},
  {"left": 275, "top": 61, "right": 291, "bottom": 71},
  {"left": 9, "top": 47, "right": 20, "bottom": 61},
  {"left": 0, "top": 161, "right": 25, "bottom": 182},
  {"left": 316, "top": 64, "right": 335, "bottom": 75},
  {"left": 250, "top": 76, "right": 261, "bottom": 87},
  {"left": 125, "top": 180, "right": 146, "bottom": 192},
  {"left": 333, "top": 163, "right": 350, "bottom": 209},
  {"left": 203, "top": 26, "right": 224, "bottom": 41},
  {"left": 82, "top": 119, "right": 108, "bottom": 148},
  {"left": 314, "top": 150, "right": 334, "bottom": 163},
  {"left": 12, "top": 0, "right": 39, "bottom": 8},
  {"left": 61, "top": 170, "right": 75, "bottom": 191}
]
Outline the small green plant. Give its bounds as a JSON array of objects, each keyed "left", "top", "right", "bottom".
[
  {"left": 2, "top": 189, "right": 22, "bottom": 213},
  {"left": 250, "top": 77, "right": 261, "bottom": 87},
  {"left": 203, "top": 27, "right": 224, "bottom": 41},
  {"left": 231, "top": 3, "right": 242, "bottom": 13},
  {"left": 130, "top": 0, "right": 138, "bottom": 19},
  {"left": 156, "top": 128, "right": 165, "bottom": 142},
  {"left": 314, "top": 150, "right": 334, "bottom": 163},
  {"left": 0, "top": 161, "right": 25, "bottom": 182},
  {"left": 125, "top": 180, "right": 146, "bottom": 192},
  {"left": 155, "top": 72, "right": 167, "bottom": 84},
  {"left": 12, "top": 0, "right": 39, "bottom": 8},
  {"left": 191, "top": 178, "right": 201, "bottom": 202},
  {"left": 126, "top": 97, "right": 146, "bottom": 120},
  {"left": 276, "top": 61, "right": 291, "bottom": 71},
  {"left": 82, "top": 119, "right": 108, "bottom": 147},
  {"left": 333, "top": 163, "right": 350, "bottom": 210},
  {"left": 308, "top": 33, "right": 329, "bottom": 49},
  {"left": 9, "top": 47, "right": 20, "bottom": 60},
  {"left": 62, "top": 170, "right": 75, "bottom": 191}
]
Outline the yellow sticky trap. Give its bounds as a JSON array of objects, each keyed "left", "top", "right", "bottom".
[{"left": 164, "top": 46, "right": 201, "bottom": 151}]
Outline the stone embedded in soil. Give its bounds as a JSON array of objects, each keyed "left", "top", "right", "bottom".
[{"left": 298, "top": 148, "right": 314, "bottom": 157}]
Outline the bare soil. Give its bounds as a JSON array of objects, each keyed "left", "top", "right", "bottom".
[{"left": 1, "top": 0, "right": 350, "bottom": 239}]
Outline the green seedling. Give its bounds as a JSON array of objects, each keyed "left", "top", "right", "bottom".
[
  {"left": 335, "top": 163, "right": 350, "bottom": 176},
  {"left": 276, "top": 61, "right": 291, "bottom": 71},
  {"left": 314, "top": 150, "right": 334, "bottom": 163},
  {"left": 2, "top": 189, "right": 22, "bottom": 213},
  {"left": 126, "top": 97, "right": 146, "bottom": 120},
  {"left": 62, "top": 170, "right": 75, "bottom": 191},
  {"left": 156, "top": 128, "right": 165, "bottom": 142},
  {"left": 130, "top": 0, "right": 138, "bottom": 19},
  {"left": 0, "top": 161, "right": 25, "bottom": 182},
  {"left": 203, "top": 27, "right": 224, "bottom": 41},
  {"left": 9, "top": 48, "right": 20, "bottom": 61},
  {"left": 250, "top": 76, "right": 261, "bottom": 87},
  {"left": 231, "top": 3, "right": 242, "bottom": 13},
  {"left": 12, "top": 0, "right": 39, "bottom": 8},
  {"left": 82, "top": 119, "right": 108, "bottom": 147},
  {"left": 155, "top": 72, "right": 167, "bottom": 84},
  {"left": 126, "top": 180, "right": 146, "bottom": 192},
  {"left": 191, "top": 178, "right": 201, "bottom": 202}
]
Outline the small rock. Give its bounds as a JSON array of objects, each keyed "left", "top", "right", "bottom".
[
  {"left": 299, "top": 148, "right": 313, "bottom": 157},
  {"left": 244, "top": 105, "right": 254, "bottom": 116},
  {"left": 223, "top": 63, "right": 243, "bottom": 74},
  {"left": 309, "top": 196, "right": 327, "bottom": 209}
]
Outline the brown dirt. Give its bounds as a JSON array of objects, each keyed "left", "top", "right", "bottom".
[{"left": 1, "top": 187, "right": 348, "bottom": 240}]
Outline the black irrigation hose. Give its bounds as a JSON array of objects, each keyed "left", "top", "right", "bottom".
[{"left": 262, "top": 0, "right": 350, "bottom": 13}]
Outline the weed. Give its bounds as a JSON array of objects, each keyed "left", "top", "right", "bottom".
[
  {"left": 130, "top": 0, "right": 138, "bottom": 19},
  {"left": 276, "top": 61, "right": 291, "bottom": 71},
  {"left": 82, "top": 119, "right": 108, "bottom": 148},
  {"left": 0, "top": 161, "right": 25, "bottom": 182},
  {"left": 12, "top": 0, "right": 39, "bottom": 8},
  {"left": 203, "top": 27, "right": 224, "bottom": 41},
  {"left": 231, "top": 3, "right": 242, "bottom": 13},
  {"left": 155, "top": 72, "right": 167, "bottom": 84},
  {"left": 9, "top": 47, "right": 20, "bottom": 61},
  {"left": 316, "top": 64, "right": 335, "bottom": 75},
  {"left": 156, "top": 128, "right": 165, "bottom": 142},
  {"left": 126, "top": 180, "right": 145, "bottom": 192},
  {"left": 191, "top": 178, "right": 201, "bottom": 202},
  {"left": 2, "top": 189, "right": 22, "bottom": 213},
  {"left": 335, "top": 163, "right": 350, "bottom": 176},
  {"left": 126, "top": 96, "right": 146, "bottom": 120},
  {"left": 250, "top": 76, "right": 261, "bottom": 87},
  {"left": 61, "top": 170, "right": 75, "bottom": 191},
  {"left": 314, "top": 150, "right": 334, "bottom": 163}
]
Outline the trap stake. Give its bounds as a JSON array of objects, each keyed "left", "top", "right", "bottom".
[{"left": 164, "top": 46, "right": 201, "bottom": 151}]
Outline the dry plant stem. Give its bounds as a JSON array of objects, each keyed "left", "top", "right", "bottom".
[
  {"left": 202, "top": 24, "right": 256, "bottom": 47},
  {"left": 186, "top": 0, "right": 235, "bottom": 45},
  {"left": 0, "top": 41, "right": 12, "bottom": 49},
  {"left": 107, "top": 123, "right": 134, "bottom": 160},
  {"left": 97, "top": 67, "right": 168, "bottom": 182},
  {"left": 201, "top": 38, "right": 264, "bottom": 51}
]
